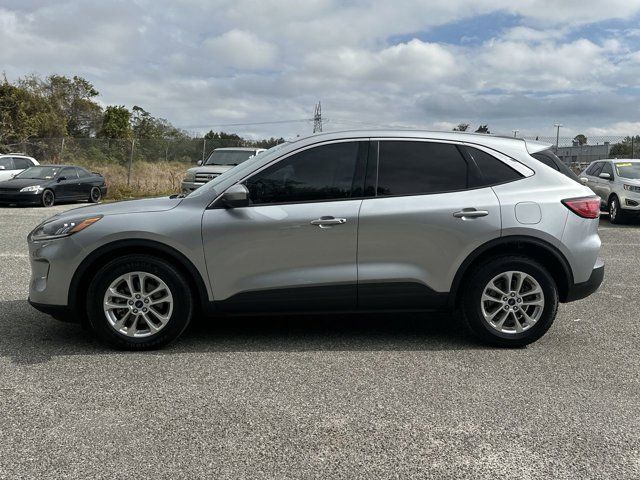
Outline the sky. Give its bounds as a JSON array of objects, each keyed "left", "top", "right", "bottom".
[{"left": 2, "top": 0, "right": 640, "bottom": 140}]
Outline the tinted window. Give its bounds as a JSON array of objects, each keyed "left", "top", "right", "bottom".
[
  {"left": 587, "top": 162, "right": 604, "bottom": 176},
  {"left": 0, "top": 157, "right": 14, "bottom": 170},
  {"left": 531, "top": 152, "right": 559, "bottom": 170},
  {"left": 601, "top": 163, "right": 614, "bottom": 178},
  {"left": 12, "top": 157, "right": 32, "bottom": 170},
  {"left": 76, "top": 167, "right": 90, "bottom": 178},
  {"left": 467, "top": 147, "right": 522, "bottom": 185},
  {"left": 245, "top": 142, "right": 361, "bottom": 204},
  {"left": 377, "top": 141, "right": 467, "bottom": 196},
  {"left": 59, "top": 167, "right": 78, "bottom": 179}
]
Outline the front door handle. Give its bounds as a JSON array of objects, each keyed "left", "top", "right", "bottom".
[
  {"left": 453, "top": 208, "right": 489, "bottom": 219},
  {"left": 310, "top": 216, "right": 347, "bottom": 228}
]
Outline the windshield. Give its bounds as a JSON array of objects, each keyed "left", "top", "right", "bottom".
[
  {"left": 204, "top": 150, "right": 258, "bottom": 166},
  {"left": 15, "top": 166, "right": 62, "bottom": 180},
  {"left": 614, "top": 162, "right": 640, "bottom": 179}
]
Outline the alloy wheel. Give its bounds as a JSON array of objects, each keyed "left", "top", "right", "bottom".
[
  {"left": 103, "top": 271, "right": 174, "bottom": 338},
  {"left": 42, "top": 190, "right": 54, "bottom": 207},
  {"left": 90, "top": 187, "right": 102, "bottom": 202},
  {"left": 480, "top": 270, "right": 544, "bottom": 334},
  {"left": 610, "top": 199, "right": 617, "bottom": 221}
]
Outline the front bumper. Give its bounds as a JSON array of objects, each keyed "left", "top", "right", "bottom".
[
  {"left": 28, "top": 298, "right": 76, "bottom": 322},
  {"left": 0, "top": 191, "right": 42, "bottom": 205},
  {"left": 619, "top": 189, "right": 640, "bottom": 211},
  {"left": 564, "top": 257, "right": 604, "bottom": 302}
]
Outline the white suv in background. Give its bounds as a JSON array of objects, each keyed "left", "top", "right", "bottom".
[
  {"left": 580, "top": 159, "right": 640, "bottom": 224},
  {"left": 0, "top": 154, "right": 39, "bottom": 182}
]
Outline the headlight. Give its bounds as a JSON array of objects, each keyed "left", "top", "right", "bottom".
[
  {"left": 623, "top": 184, "right": 640, "bottom": 192},
  {"left": 29, "top": 215, "right": 102, "bottom": 241},
  {"left": 20, "top": 185, "right": 43, "bottom": 193},
  {"left": 184, "top": 171, "right": 196, "bottom": 182}
]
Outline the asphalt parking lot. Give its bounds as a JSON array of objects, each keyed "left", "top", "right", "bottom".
[{"left": 0, "top": 205, "right": 639, "bottom": 479}]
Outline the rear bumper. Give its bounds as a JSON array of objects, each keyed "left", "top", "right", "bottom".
[{"left": 564, "top": 257, "right": 604, "bottom": 302}]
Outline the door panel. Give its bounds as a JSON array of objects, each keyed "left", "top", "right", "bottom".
[
  {"left": 357, "top": 187, "right": 501, "bottom": 307},
  {"left": 202, "top": 200, "right": 362, "bottom": 310}
]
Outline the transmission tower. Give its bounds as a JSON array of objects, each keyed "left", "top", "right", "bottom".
[{"left": 313, "top": 101, "right": 322, "bottom": 133}]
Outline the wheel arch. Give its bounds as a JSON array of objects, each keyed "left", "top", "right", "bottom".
[
  {"left": 450, "top": 236, "right": 574, "bottom": 305},
  {"left": 69, "top": 239, "right": 211, "bottom": 322}
]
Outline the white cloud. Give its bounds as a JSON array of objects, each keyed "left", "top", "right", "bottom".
[
  {"left": 203, "top": 29, "right": 277, "bottom": 70},
  {"left": 1, "top": 1, "right": 640, "bottom": 139}
]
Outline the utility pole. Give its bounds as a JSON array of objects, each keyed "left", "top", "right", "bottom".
[
  {"left": 512, "top": 129, "right": 519, "bottom": 138},
  {"left": 554, "top": 123, "right": 563, "bottom": 153},
  {"left": 313, "top": 101, "right": 322, "bottom": 133}
]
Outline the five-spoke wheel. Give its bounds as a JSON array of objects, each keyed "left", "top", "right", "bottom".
[{"left": 87, "top": 255, "right": 193, "bottom": 350}]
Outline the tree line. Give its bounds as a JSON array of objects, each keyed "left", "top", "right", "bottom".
[{"left": 0, "top": 74, "right": 284, "bottom": 148}]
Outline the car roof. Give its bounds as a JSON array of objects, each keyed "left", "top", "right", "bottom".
[
  {"left": 214, "top": 147, "right": 264, "bottom": 151},
  {"left": 285, "top": 129, "right": 553, "bottom": 154},
  {"left": 32, "top": 164, "right": 82, "bottom": 168}
]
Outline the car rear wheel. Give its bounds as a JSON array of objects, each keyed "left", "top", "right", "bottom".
[
  {"left": 609, "top": 195, "right": 625, "bottom": 224},
  {"left": 89, "top": 186, "right": 102, "bottom": 203},
  {"left": 41, "top": 189, "right": 55, "bottom": 207},
  {"left": 86, "top": 255, "right": 193, "bottom": 350},
  {"left": 459, "top": 255, "right": 558, "bottom": 347}
]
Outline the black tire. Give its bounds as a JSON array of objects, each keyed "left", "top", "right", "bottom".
[
  {"left": 41, "top": 189, "right": 55, "bottom": 207},
  {"left": 86, "top": 254, "right": 193, "bottom": 350},
  {"left": 458, "top": 255, "right": 558, "bottom": 347},
  {"left": 608, "top": 195, "right": 625, "bottom": 224},
  {"left": 89, "top": 186, "right": 102, "bottom": 203}
]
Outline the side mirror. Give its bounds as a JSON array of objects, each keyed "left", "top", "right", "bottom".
[
  {"left": 57, "top": 176, "right": 67, "bottom": 182},
  {"left": 580, "top": 177, "right": 589, "bottom": 184},
  {"left": 220, "top": 184, "right": 250, "bottom": 208},
  {"left": 599, "top": 172, "right": 611, "bottom": 180},
  {"left": 196, "top": 160, "right": 203, "bottom": 166}
]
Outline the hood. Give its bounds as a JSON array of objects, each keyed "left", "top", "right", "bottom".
[
  {"left": 54, "top": 196, "right": 183, "bottom": 219},
  {"left": 0, "top": 177, "right": 50, "bottom": 190},
  {"left": 188, "top": 165, "right": 234, "bottom": 174},
  {"left": 619, "top": 177, "right": 640, "bottom": 185}
]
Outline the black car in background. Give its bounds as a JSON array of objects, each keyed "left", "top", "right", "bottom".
[{"left": 0, "top": 165, "right": 107, "bottom": 207}]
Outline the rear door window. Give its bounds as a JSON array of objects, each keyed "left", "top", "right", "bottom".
[
  {"left": 376, "top": 141, "right": 468, "bottom": 196},
  {"left": 0, "top": 157, "right": 14, "bottom": 170}
]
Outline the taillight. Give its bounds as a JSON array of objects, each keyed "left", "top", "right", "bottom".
[{"left": 562, "top": 196, "right": 600, "bottom": 219}]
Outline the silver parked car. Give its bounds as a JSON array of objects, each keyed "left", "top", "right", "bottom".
[
  {"left": 181, "top": 147, "right": 266, "bottom": 194},
  {"left": 579, "top": 159, "right": 640, "bottom": 224},
  {"left": 28, "top": 130, "right": 604, "bottom": 350}
]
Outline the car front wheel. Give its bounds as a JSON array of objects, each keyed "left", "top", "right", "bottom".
[
  {"left": 459, "top": 255, "right": 558, "bottom": 347},
  {"left": 86, "top": 255, "right": 193, "bottom": 350},
  {"left": 609, "top": 195, "right": 625, "bottom": 224},
  {"left": 41, "top": 189, "right": 55, "bottom": 207}
]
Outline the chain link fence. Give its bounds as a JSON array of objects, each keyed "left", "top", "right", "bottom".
[
  {"left": 0, "top": 137, "right": 254, "bottom": 199},
  {"left": 1, "top": 135, "right": 638, "bottom": 198},
  {"left": 523, "top": 135, "right": 639, "bottom": 173}
]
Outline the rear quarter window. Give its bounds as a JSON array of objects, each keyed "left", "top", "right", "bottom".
[{"left": 465, "top": 147, "right": 522, "bottom": 186}]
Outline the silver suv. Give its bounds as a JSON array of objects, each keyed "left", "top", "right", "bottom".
[
  {"left": 28, "top": 131, "right": 604, "bottom": 349},
  {"left": 181, "top": 147, "right": 266, "bottom": 194},
  {"left": 579, "top": 159, "right": 640, "bottom": 224}
]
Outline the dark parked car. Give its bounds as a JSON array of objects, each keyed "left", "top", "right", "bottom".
[{"left": 0, "top": 165, "right": 107, "bottom": 207}]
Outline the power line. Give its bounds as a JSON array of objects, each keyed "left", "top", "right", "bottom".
[{"left": 186, "top": 118, "right": 313, "bottom": 129}]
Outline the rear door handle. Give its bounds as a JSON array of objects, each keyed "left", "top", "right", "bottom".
[
  {"left": 453, "top": 208, "right": 489, "bottom": 219},
  {"left": 310, "top": 216, "right": 347, "bottom": 228}
]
